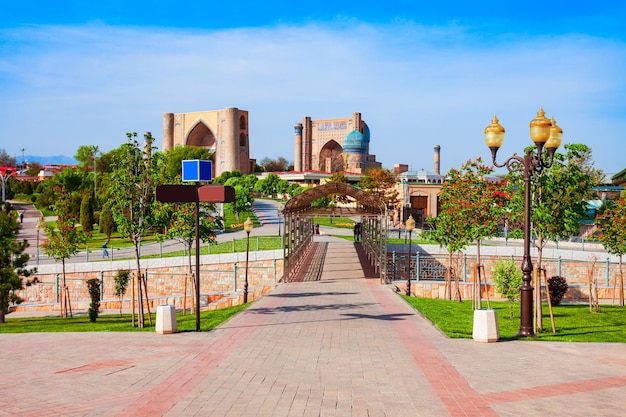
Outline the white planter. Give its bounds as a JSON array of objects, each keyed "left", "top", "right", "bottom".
[
  {"left": 156, "top": 304, "right": 178, "bottom": 334},
  {"left": 472, "top": 309, "right": 499, "bottom": 343}
]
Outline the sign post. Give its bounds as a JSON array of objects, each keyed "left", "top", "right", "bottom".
[{"left": 156, "top": 160, "right": 235, "bottom": 331}]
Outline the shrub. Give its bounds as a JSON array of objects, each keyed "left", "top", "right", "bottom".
[
  {"left": 548, "top": 276, "right": 568, "bottom": 305},
  {"left": 86, "top": 279, "right": 100, "bottom": 322},
  {"left": 114, "top": 270, "right": 130, "bottom": 316},
  {"left": 493, "top": 258, "right": 523, "bottom": 318}
]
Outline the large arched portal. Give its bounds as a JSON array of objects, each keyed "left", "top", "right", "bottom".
[
  {"left": 282, "top": 182, "right": 388, "bottom": 282},
  {"left": 186, "top": 121, "right": 216, "bottom": 151},
  {"left": 318, "top": 140, "right": 344, "bottom": 173}
]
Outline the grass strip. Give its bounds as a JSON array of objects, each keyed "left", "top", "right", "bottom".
[
  {"left": 401, "top": 296, "right": 626, "bottom": 343},
  {"left": 0, "top": 303, "right": 248, "bottom": 333}
]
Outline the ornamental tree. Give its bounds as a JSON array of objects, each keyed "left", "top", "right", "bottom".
[
  {"left": 507, "top": 143, "right": 597, "bottom": 329},
  {"left": 227, "top": 176, "right": 256, "bottom": 222},
  {"left": 596, "top": 197, "right": 626, "bottom": 307},
  {"left": 109, "top": 132, "right": 162, "bottom": 328},
  {"left": 0, "top": 208, "right": 36, "bottom": 323},
  {"left": 428, "top": 158, "right": 510, "bottom": 306},
  {"left": 41, "top": 186, "right": 88, "bottom": 318},
  {"left": 359, "top": 168, "right": 399, "bottom": 212}
]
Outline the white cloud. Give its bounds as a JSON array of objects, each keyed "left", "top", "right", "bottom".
[{"left": 1, "top": 22, "right": 624, "bottom": 173}]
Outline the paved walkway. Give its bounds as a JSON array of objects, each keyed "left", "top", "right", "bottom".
[{"left": 2, "top": 240, "right": 626, "bottom": 416}]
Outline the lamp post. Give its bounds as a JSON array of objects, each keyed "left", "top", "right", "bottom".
[
  {"left": 36, "top": 216, "right": 44, "bottom": 266},
  {"left": 405, "top": 214, "right": 416, "bottom": 296},
  {"left": 1, "top": 169, "right": 16, "bottom": 203},
  {"left": 484, "top": 106, "right": 562, "bottom": 337},
  {"left": 243, "top": 217, "right": 254, "bottom": 303}
]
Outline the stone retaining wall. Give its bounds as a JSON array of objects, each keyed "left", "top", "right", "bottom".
[{"left": 12, "top": 250, "right": 284, "bottom": 314}]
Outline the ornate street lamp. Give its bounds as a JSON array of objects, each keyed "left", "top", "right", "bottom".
[
  {"left": 484, "top": 106, "right": 562, "bottom": 337},
  {"left": 243, "top": 217, "right": 254, "bottom": 303},
  {"left": 405, "top": 214, "right": 416, "bottom": 296}
]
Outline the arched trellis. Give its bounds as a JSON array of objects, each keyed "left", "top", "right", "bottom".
[{"left": 282, "top": 182, "right": 388, "bottom": 282}]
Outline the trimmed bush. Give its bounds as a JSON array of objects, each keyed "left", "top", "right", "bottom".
[
  {"left": 86, "top": 279, "right": 100, "bottom": 322},
  {"left": 548, "top": 276, "right": 568, "bottom": 305}
]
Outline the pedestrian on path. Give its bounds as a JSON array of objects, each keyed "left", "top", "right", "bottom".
[{"left": 102, "top": 242, "right": 109, "bottom": 258}]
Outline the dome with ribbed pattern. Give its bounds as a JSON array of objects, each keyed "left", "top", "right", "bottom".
[{"left": 343, "top": 130, "right": 367, "bottom": 153}]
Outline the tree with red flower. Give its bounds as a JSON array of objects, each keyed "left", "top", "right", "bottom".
[
  {"left": 428, "top": 158, "right": 510, "bottom": 306},
  {"left": 596, "top": 197, "right": 626, "bottom": 307}
]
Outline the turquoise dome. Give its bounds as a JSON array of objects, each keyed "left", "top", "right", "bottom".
[{"left": 343, "top": 129, "right": 367, "bottom": 154}]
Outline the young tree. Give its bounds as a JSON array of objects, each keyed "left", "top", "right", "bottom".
[
  {"left": 114, "top": 269, "right": 130, "bottom": 316},
  {"left": 41, "top": 186, "right": 88, "bottom": 318},
  {"left": 24, "top": 161, "right": 43, "bottom": 177},
  {"left": 98, "top": 202, "right": 116, "bottom": 241},
  {"left": 213, "top": 170, "right": 243, "bottom": 185},
  {"left": 109, "top": 132, "right": 162, "bottom": 328},
  {"left": 79, "top": 190, "right": 95, "bottom": 233},
  {"left": 493, "top": 258, "right": 523, "bottom": 318},
  {"left": 0, "top": 209, "right": 36, "bottom": 323},
  {"left": 162, "top": 145, "right": 212, "bottom": 182},
  {"left": 596, "top": 197, "right": 626, "bottom": 307},
  {"left": 0, "top": 149, "right": 16, "bottom": 167},
  {"left": 428, "top": 159, "right": 510, "bottom": 305},
  {"left": 507, "top": 143, "right": 597, "bottom": 329},
  {"left": 254, "top": 173, "right": 282, "bottom": 198},
  {"left": 75, "top": 145, "right": 98, "bottom": 172},
  {"left": 359, "top": 168, "right": 399, "bottom": 211},
  {"left": 259, "top": 156, "right": 290, "bottom": 172}
]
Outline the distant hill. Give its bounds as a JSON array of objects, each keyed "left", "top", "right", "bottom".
[{"left": 24, "top": 155, "right": 77, "bottom": 165}]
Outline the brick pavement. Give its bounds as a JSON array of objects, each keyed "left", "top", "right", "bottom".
[{"left": 1, "top": 239, "right": 625, "bottom": 416}]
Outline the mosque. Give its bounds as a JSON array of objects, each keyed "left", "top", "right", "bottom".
[
  {"left": 162, "top": 107, "right": 252, "bottom": 177},
  {"left": 294, "top": 112, "right": 381, "bottom": 174}
]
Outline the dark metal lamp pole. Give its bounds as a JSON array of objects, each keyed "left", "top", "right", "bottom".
[
  {"left": 405, "top": 214, "right": 416, "bottom": 296},
  {"left": 484, "top": 107, "right": 562, "bottom": 337}
]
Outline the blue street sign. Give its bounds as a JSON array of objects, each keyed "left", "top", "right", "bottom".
[{"left": 182, "top": 160, "right": 212, "bottom": 182}]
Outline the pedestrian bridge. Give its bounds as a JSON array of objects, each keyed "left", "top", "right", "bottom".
[{"left": 281, "top": 182, "right": 388, "bottom": 283}]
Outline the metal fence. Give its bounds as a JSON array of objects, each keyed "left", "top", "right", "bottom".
[{"left": 387, "top": 251, "right": 621, "bottom": 289}]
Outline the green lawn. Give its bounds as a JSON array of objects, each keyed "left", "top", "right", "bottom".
[
  {"left": 0, "top": 303, "right": 248, "bottom": 333},
  {"left": 402, "top": 296, "right": 626, "bottom": 343},
  {"left": 141, "top": 236, "right": 283, "bottom": 259},
  {"left": 312, "top": 217, "right": 355, "bottom": 229}
]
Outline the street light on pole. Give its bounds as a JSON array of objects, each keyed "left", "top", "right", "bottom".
[
  {"left": 405, "top": 214, "right": 416, "bottom": 296},
  {"left": 484, "top": 106, "right": 562, "bottom": 337},
  {"left": 243, "top": 217, "right": 254, "bottom": 303},
  {"left": 36, "top": 216, "right": 44, "bottom": 266},
  {"left": 1, "top": 169, "right": 16, "bottom": 203}
]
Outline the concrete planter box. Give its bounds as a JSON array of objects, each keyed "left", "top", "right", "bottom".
[
  {"left": 472, "top": 309, "right": 499, "bottom": 343},
  {"left": 156, "top": 304, "right": 178, "bottom": 334}
]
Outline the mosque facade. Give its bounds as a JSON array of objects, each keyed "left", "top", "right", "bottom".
[
  {"left": 162, "top": 107, "right": 252, "bottom": 177},
  {"left": 294, "top": 112, "right": 381, "bottom": 174}
]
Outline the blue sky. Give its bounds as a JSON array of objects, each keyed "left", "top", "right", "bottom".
[{"left": 1, "top": 1, "right": 625, "bottom": 176}]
